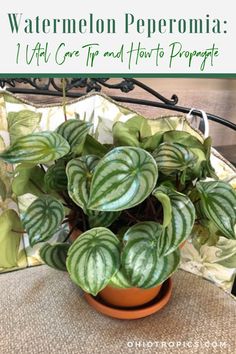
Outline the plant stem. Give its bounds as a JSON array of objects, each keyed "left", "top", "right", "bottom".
[
  {"left": 147, "top": 197, "right": 156, "bottom": 219},
  {"left": 29, "top": 178, "right": 46, "bottom": 195},
  {"left": 60, "top": 191, "right": 76, "bottom": 208},
  {"left": 154, "top": 204, "right": 163, "bottom": 221},
  {"left": 176, "top": 173, "right": 180, "bottom": 191},
  {"left": 40, "top": 164, "right": 46, "bottom": 173},
  {"left": 11, "top": 229, "right": 25, "bottom": 234},
  {"left": 62, "top": 203, "right": 73, "bottom": 209},
  {"left": 193, "top": 198, "right": 201, "bottom": 205},
  {"left": 81, "top": 212, "right": 87, "bottom": 232},
  {"left": 124, "top": 211, "right": 140, "bottom": 223},
  {"left": 61, "top": 218, "right": 70, "bottom": 224}
]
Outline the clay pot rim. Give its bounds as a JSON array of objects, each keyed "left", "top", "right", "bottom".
[
  {"left": 99, "top": 283, "right": 162, "bottom": 308},
  {"left": 84, "top": 278, "right": 172, "bottom": 320},
  {"left": 104, "top": 283, "right": 161, "bottom": 289}
]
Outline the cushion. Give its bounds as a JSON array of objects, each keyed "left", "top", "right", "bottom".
[{"left": 0, "top": 90, "right": 236, "bottom": 295}]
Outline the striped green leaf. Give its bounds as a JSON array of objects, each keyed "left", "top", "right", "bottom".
[
  {"left": 66, "top": 155, "right": 100, "bottom": 211},
  {"left": 87, "top": 210, "right": 120, "bottom": 228},
  {"left": 0, "top": 132, "right": 70, "bottom": 164},
  {"left": 153, "top": 186, "right": 195, "bottom": 256},
  {"left": 121, "top": 222, "right": 180, "bottom": 288},
  {"left": 109, "top": 268, "right": 132, "bottom": 288},
  {"left": 56, "top": 119, "right": 92, "bottom": 154},
  {"left": 153, "top": 188, "right": 172, "bottom": 228},
  {"left": 22, "top": 196, "right": 65, "bottom": 246},
  {"left": 88, "top": 147, "right": 158, "bottom": 211},
  {"left": 196, "top": 181, "right": 236, "bottom": 239},
  {"left": 44, "top": 160, "right": 67, "bottom": 191},
  {"left": 162, "top": 132, "right": 216, "bottom": 179},
  {"left": 153, "top": 142, "right": 197, "bottom": 175},
  {"left": 66, "top": 156, "right": 120, "bottom": 226},
  {"left": 66, "top": 227, "right": 120, "bottom": 296},
  {"left": 39, "top": 243, "right": 70, "bottom": 271}
]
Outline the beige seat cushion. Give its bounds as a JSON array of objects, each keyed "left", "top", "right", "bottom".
[{"left": 0, "top": 266, "right": 235, "bottom": 354}]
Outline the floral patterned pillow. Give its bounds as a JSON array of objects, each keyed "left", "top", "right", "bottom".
[{"left": 0, "top": 90, "right": 235, "bottom": 295}]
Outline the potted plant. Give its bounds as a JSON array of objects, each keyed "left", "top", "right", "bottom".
[{"left": 1, "top": 114, "right": 235, "bottom": 319}]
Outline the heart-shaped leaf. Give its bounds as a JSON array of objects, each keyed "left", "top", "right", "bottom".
[
  {"left": 108, "top": 268, "right": 132, "bottom": 288},
  {"left": 66, "top": 227, "right": 120, "bottom": 295},
  {"left": 66, "top": 155, "right": 100, "bottom": 211},
  {"left": 0, "top": 132, "right": 70, "bottom": 164},
  {"left": 0, "top": 209, "right": 24, "bottom": 268},
  {"left": 87, "top": 210, "right": 120, "bottom": 228},
  {"left": 196, "top": 181, "right": 236, "bottom": 239},
  {"left": 153, "top": 142, "right": 197, "bottom": 176},
  {"left": 22, "top": 196, "right": 65, "bottom": 246},
  {"left": 153, "top": 188, "right": 172, "bottom": 228},
  {"left": 56, "top": 118, "right": 92, "bottom": 154},
  {"left": 189, "top": 148, "right": 208, "bottom": 178},
  {"left": 153, "top": 186, "right": 195, "bottom": 256},
  {"left": 202, "top": 137, "right": 217, "bottom": 178},
  {"left": 141, "top": 131, "right": 164, "bottom": 151},
  {"left": 162, "top": 131, "right": 216, "bottom": 179},
  {"left": 121, "top": 222, "right": 180, "bottom": 288},
  {"left": 88, "top": 147, "right": 158, "bottom": 211},
  {"left": 39, "top": 243, "right": 70, "bottom": 271},
  {"left": 12, "top": 164, "right": 46, "bottom": 197},
  {"left": 44, "top": 160, "right": 67, "bottom": 191},
  {"left": 7, "top": 110, "right": 42, "bottom": 144},
  {"left": 112, "top": 116, "right": 152, "bottom": 148},
  {"left": 82, "top": 134, "right": 108, "bottom": 157},
  {"left": 163, "top": 130, "right": 204, "bottom": 150},
  {"left": 125, "top": 116, "right": 152, "bottom": 138},
  {"left": 112, "top": 122, "right": 140, "bottom": 147}
]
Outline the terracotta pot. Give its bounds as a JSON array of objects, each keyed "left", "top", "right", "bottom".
[
  {"left": 98, "top": 283, "right": 162, "bottom": 308},
  {"left": 179, "top": 240, "right": 187, "bottom": 249},
  {"left": 84, "top": 278, "right": 172, "bottom": 319},
  {"left": 69, "top": 227, "right": 82, "bottom": 242}
]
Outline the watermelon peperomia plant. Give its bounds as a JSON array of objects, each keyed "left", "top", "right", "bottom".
[{"left": 1, "top": 115, "right": 236, "bottom": 296}]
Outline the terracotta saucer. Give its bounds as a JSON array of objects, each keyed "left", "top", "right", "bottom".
[{"left": 84, "top": 278, "right": 173, "bottom": 320}]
